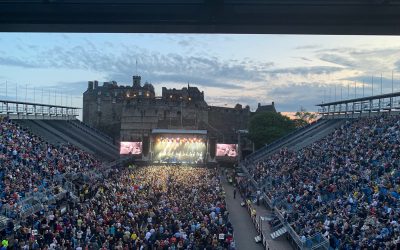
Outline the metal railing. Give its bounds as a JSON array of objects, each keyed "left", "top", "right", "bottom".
[
  {"left": 245, "top": 118, "right": 326, "bottom": 162},
  {"left": 318, "top": 94, "right": 400, "bottom": 116},
  {"left": 240, "top": 163, "right": 329, "bottom": 250},
  {"left": 0, "top": 99, "right": 79, "bottom": 119},
  {"left": 68, "top": 119, "right": 114, "bottom": 144}
]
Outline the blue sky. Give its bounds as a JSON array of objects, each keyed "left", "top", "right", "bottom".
[{"left": 1, "top": 33, "right": 400, "bottom": 112}]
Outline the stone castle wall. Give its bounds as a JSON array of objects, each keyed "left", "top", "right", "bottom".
[{"left": 82, "top": 77, "right": 272, "bottom": 146}]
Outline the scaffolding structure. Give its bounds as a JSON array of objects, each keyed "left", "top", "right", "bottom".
[
  {"left": 317, "top": 92, "right": 400, "bottom": 117},
  {"left": 0, "top": 99, "right": 79, "bottom": 120}
]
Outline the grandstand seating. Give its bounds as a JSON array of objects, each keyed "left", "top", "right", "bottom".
[
  {"left": 242, "top": 114, "right": 400, "bottom": 249},
  {"left": 14, "top": 119, "right": 94, "bottom": 155},
  {"left": 246, "top": 118, "right": 344, "bottom": 163},
  {"left": 67, "top": 119, "right": 114, "bottom": 146},
  {"left": 45, "top": 120, "right": 119, "bottom": 160},
  {"left": 14, "top": 119, "right": 65, "bottom": 145},
  {"left": 15, "top": 119, "right": 119, "bottom": 161}
]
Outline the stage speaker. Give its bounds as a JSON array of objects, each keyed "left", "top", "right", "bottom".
[
  {"left": 142, "top": 136, "right": 150, "bottom": 156},
  {"left": 209, "top": 138, "right": 216, "bottom": 158}
]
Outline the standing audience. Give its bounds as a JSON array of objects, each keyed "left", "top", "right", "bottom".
[{"left": 10, "top": 166, "right": 235, "bottom": 249}]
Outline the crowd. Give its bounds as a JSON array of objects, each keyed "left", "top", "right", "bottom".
[
  {"left": 8, "top": 165, "right": 234, "bottom": 249},
  {"left": 0, "top": 116, "right": 235, "bottom": 249},
  {"left": 0, "top": 117, "right": 101, "bottom": 214},
  {"left": 246, "top": 114, "right": 400, "bottom": 249}
]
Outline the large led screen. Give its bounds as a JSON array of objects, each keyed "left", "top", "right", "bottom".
[
  {"left": 120, "top": 142, "right": 142, "bottom": 155},
  {"left": 153, "top": 136, "right": 206, "bottom": 164},
  {"left": 216, "top": 144, "right": 238, "bottom": 158}
]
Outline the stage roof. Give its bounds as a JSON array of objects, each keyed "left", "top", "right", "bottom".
[{"left": 152, "top": 129, "right": 207, "bottom": 135}]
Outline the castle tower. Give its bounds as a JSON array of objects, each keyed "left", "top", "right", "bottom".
[{"left": 133, "top": 75, "right": 141, "bottom": 88}]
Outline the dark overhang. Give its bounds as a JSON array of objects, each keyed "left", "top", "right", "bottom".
[{"left": 1, "top": 0, "right": 400, "bottom": 34}]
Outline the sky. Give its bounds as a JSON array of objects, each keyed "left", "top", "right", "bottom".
[{"left": 1, "top": 33, "right": 400, "bottom": 113}]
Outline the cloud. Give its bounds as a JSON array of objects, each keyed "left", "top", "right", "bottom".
[
  {"left": 0, "top": 57, "right": 39, "bottom": 68},
  {"left": 319, "top": 54, "right": 355, "bottom": 68},
  {"left": 340, "top": 75, "right": 400, "bottom": 94},
  {"left": 46, "top": 81, "right": 88, "bottom": 96},
  {"left": 5, "top": 36, "right": 400, "bottom": 112},
  {"left": 177, "top": 38, "right": 193, "bottom": 47},
  {"left": 147, "top": 74, "right": 243, "bottom": 89},
  {"left": 268, "top": 82, "right": 329, "bottom": 111},
  {"left": 298, "top": 57, "right": 313, "bottom": 62},
  {"left": 317, "top": 47, "right": 400, "bottom": 72},
  {"left": 205, "top": 81, "right": 330, "bottom": 112},
  {"left": 205, "top": 82, "right": 333, "bottom": 112},
  {"left": 267, "top": 66, "right": 343, "bottom": 77},
  {"left": 295, "top": 45, "right": 321, "bottom": 50},
  {"left": 395, "top": 59, "right": 400, "bottom": 71},
  {"left": 0, "top": 41, "right": 274, "bottom": 93},
  {"left": 206, "top": 95, "right": 262, "bottom": 111}
]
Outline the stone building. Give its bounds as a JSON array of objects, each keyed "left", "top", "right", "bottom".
[{"left": 83, "top": 75, "right": 275, "bottom": 151}]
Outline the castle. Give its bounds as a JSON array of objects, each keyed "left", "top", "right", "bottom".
[{"left": 83, "top": 75, "right": 275, "bottom": 152}]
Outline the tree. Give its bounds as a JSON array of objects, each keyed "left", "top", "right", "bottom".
[
  {"left": 294, "top": 106, "right": 317, "bottom": 127},
  {"left": 248, "top": 112, "right": 296, "bottom": 149},
  {"left": 292, "top": 118, "right": 308, "bottom": 128}
]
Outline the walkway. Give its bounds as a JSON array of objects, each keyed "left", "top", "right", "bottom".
[
  {"left": 252, "top": 200, "right": 293, "bottom": 250},
  {"left": 222, "top": 179, "right": 264, "bottom": 250},
  {"left": 222, "top": 174, "right": 293, "bottom": 250}
]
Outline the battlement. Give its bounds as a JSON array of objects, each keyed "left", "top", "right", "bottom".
[{"left": 161, "top": 84, "right": 205, "bottom": 103}]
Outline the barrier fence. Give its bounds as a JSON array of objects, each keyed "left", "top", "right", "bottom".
[{"left": 243, "top": 198, "right": 272, "bottom": 250}]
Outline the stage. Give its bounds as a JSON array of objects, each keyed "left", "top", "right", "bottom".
[
  {"left": 150, "top": 129, "right": 208, "bottom": 164},
  {"left": 119, "top": 129, "right": 238, "bottom": 166}
]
